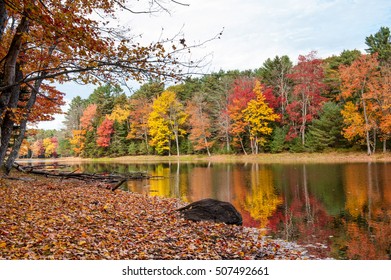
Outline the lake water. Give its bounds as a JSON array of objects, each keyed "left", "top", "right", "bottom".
[{"left": 22, "top": 160, "right": 391, "bottom": 259}]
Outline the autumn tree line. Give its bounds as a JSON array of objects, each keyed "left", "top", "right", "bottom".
[{"left": 23, "top": 27, "right": 391, "bottom": 158}]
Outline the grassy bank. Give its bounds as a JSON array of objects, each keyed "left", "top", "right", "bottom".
[{"left": 19, "top": 151, "right": 391, "bottom": 164}]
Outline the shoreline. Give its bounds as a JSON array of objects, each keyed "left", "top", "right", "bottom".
[
  {"left": 17, "top": 151, "right": 391, "bottom": 164},
  {"left": 0, "top": 172, "right": 324, "bottom": 260}
]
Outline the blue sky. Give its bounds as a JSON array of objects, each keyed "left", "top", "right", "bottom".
[{"left": 37, "top": 0, "right": 391, "bottom": 129}]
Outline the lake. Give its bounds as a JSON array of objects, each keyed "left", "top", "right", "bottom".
[{"left": 21, "top": 160, "right": 391, "bottom": 259}]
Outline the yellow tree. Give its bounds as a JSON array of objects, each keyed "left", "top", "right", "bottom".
[
  {"left": 69, "top": 130, "right": 86, "bottom": 156},
  {"left": 18, "top": 139, "right": 30, "bottom": 158},
  {"left": 42, "top": 138, "right": 56, "bottom": 158},
  {"left": 242, "top": 81, "right": 279, "bottom": 154},
  {"left": 148, "top": 90, "right": 187, "bottom": 155},
  {"left": 108, "top": 105, "right": 130, "bottom": 124},
  {"left": 341, "top": 102, "right": 366, "bottom": 143}
]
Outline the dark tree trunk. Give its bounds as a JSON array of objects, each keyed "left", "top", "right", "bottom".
[
  {"left": 4, "top": 117, "right": 28, "bottom": 174},
  {"left": 3, "top": 78, "right": 41, "bottom": 174},
  {"left": 0, "top": 16, "right": 29, "bottom": 120},
  {"left": 1, "top": 17, "right": 29, "bottom": 173},
  {"left": 0, "top": 66, "right": 23, "bottom": 171},
  {"left": 0, "top": 0, "right": 6, "bottom": 41}
]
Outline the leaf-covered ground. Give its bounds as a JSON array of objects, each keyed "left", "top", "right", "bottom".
[{"left": 1, "top": 173, "right": 319, "bottom": 260}]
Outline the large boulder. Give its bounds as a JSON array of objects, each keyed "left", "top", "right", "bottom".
[{"left": 176, "top": 198, "right": 242, "bottom": 226}]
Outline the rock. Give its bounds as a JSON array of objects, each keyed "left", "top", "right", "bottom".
[{"left": 176, "top": 198, "right": 242, "bottom": 226}]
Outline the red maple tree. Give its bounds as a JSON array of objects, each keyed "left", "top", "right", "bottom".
[
  {"left": 96, "top": 117, "right": 114, "bottom": 147},
  {"left": 286, "top": 51, "right": 327, "bottom": 144}
]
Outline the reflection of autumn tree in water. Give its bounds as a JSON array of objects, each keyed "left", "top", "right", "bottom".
[
  {"left": 241, "top": 164, "right": 282, "bottom": 229},
  {"left": 188, "top": 165, "right": 214, "bottom": 202},
  {"left": 334, "top": 211, "right": 391, "bottom": 259},
  {"left": 145, "top": 164, "right": 171, "bottom": 198},
  {"left": 230, "top": 165, "right": 257, "bottom": 227},
  {"left": 344, "top": 164, "right": 368, "bottom": 218},
  {"left": 267, "top": 165, "right": 334, "bottom": 257},
  {"left": 336, "top": 163, "right": 391, "bottom": 259},
  {"left": 288, "top": 194, "right": 333, "bottom": 244}
]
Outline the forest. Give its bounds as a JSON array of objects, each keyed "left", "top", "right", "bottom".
[{"left": 22, "top": 27, "right": 391, "bottom": 158}]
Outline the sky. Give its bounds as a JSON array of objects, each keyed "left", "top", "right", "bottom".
[{"left": 36, "top": 0, "right": 391, "bottom": 130}]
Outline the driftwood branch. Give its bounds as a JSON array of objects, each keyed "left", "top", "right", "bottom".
[
  {"left": 13, "top": 163, "right": 150, "bottom": 191},
  {"left": 1, "top": 176, "right": 36, "bottom": 182}
]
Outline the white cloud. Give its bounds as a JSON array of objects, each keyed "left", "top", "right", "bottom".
[
  {"left": 38, "top": 0, "right": 391, "bottom": 129},
  {"left": 160, "top": 0, "right": 391, "bottom": 68},
  {"left": 34, "top": 113, "right": 66, "bottom": 130}
]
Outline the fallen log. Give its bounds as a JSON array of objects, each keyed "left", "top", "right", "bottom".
[
  {"left": 1, "top": 176, "right": 36, "bottom": 182},
  {"left": 15, "top": 163, "right": 71, "bottom": 171},
  {"left": 13, "top": 163, "right": 150, "bottom": 191}
]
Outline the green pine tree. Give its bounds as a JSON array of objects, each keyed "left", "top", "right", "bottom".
[{"left": 306, "top": 102, "right": 346, "bottom": 151}]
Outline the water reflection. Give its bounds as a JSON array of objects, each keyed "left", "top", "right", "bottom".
[
  {"left": 337, "top": 163, "right": 391, "bottom": 259},
  {"left": 137, "top": 161, "right": 391, "bottom": 260},
  {"left": 21, "top": 160, "right": 391, "bottom": 259}
]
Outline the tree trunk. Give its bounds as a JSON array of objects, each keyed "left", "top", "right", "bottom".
[
  {"left": 362, "top": 99, "right": 372, "bottom": 155},
  {"left": 0, "top": 18, "right": 27, "bottom": 171},
  {"left": 4, "top": 116, "right": 28, "bottom": 173},
  {"left": 0, "top": 116, "right": 16, "bottom": 167},
  {"left": 204, "top": 136, "right": 211, "bottom": 157},
  {"left": 1, "top": 41, "right": 55, "bottom": 174},
  {"left": 225, "top": 126, "right": 230, "bottom": 153},
  {"left": 0, "top": 66, "right": 23, "bottom": 169},
  {"left": 239, "top": 136, "right": 247, "bottom": 155},
  {"left": 383, "top": 139, "right": 387, "bottom": 153},
  {"left": 0, "top": 0, "right": 6, "bottom": 41},
  {"left": 4, "top": 81, "right": 40, "bottom": 174},
  {"left": 359, "top": 79, "right": 373, "bottom": 155},
  {"left": 0, "top": 16, "right": 29, "bottom": 121},
  {"left": 174, "top": 129, "right": 180, "bottom": 156},
  {"left": 301, "top": 94, "right": 308, "bottom": 146},
  {"left": 199, "top": 106, "right": 211, "bottom": 157},
  {"left": 143, "top": 128, "right": 149, "bottom": 154},
  {"left": 250, "top": 137, "right": 255, "bottom": 154},
  {"left": 168, "top": 138, "right": 171, "bottom": 156}
]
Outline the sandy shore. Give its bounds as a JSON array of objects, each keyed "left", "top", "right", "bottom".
[{"left": 18, "top": 151, "right": 391, "bottom": 164}]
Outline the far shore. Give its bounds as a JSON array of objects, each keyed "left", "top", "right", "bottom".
[{"left": 16, "top": 151, "right": 391, "bottom": 164}]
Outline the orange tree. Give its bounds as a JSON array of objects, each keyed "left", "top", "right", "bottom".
[
  {"left": 0, "top": 0, "right": 215, "bottom": 174},
  {"left": 339, "top": 54, "right": 382, "bottom": 155},
  {"left": 186, "top": 91, "right": 214, "bottom": 156},
  {"left": 127, "top": 97, "right": 153, "bottom": 153}
]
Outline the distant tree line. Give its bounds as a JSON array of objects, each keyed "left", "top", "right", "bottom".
[{"left": 24, "top": 27, "right": 391, "bottom": 158}]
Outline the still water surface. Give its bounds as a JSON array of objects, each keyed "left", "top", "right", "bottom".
[{"left": 28, "top": 160, "right": 391, "bottom": 259}]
